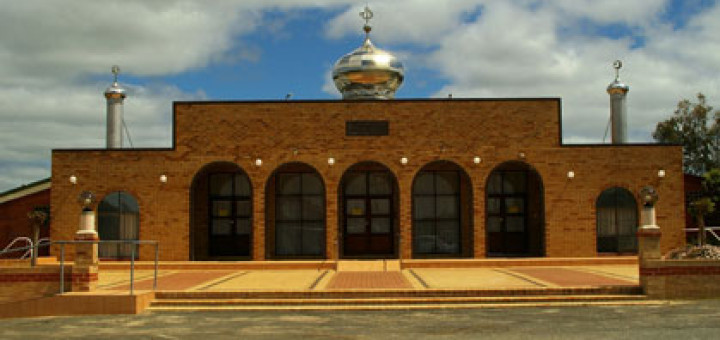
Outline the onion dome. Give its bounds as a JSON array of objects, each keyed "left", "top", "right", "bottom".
[
  {"left": 104, "top": 65, "right": 126, "bottom": 99},
  {"left": 332, "top": 6, "right": 404, "bottom": 100},
  {"left": 607, "top": 60, "right": 629, "bottom": 95}
]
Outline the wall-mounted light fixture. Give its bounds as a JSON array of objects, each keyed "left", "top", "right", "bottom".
[
  {"left": 328, "top": 157, "right": 335, "bottom": 165},
  {"left": 657, "top": 169, "right": 666, "bottom": 178},
  {"left": 159, "top": 174, "right": 168, "bottom": 183},
  {"left": 400, "top": 157, "right": 408, "bottom": 165},
  {"left": 473, "top": 156, "right": 482, "bottom": 164},
  {"left": 255, "top": 158, "right": 263, "bottom": 167},
  {"left": 567, "top": 171, "right": 575, "bottom": 179},
  {"left": 518, "top": 152, "right": 526, "bottom": 159},
  {"left": 69, "top": 175, "right": 77, "bottom": 185}
]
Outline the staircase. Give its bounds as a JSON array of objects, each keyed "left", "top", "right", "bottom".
[
  {"left": 142, "top": 259, "right": 653, "bottom": 312},
  {"left": 147, "top": 286, "right": 652, "bottom": 312}
]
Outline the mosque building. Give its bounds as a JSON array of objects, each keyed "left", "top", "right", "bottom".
[{"left": 49, "top": 7, "right": 685, "bottom": 261}]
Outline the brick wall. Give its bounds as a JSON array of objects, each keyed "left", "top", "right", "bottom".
[
  {"left": 50, "top": 99, "right": 686, "bottom": 261},
  {"left": 0, "top": 189, "right": 50, "bottom": 254},
  {"left": 0, "top": 266, "right": 67, "bottom": 303},
  {"left": 641, "top": 260, "right": 720, "bottom": 298}
]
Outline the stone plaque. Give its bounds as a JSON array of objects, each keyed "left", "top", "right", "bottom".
[{"left": 346, "top": 120, "right": 389, "bottom": 136}]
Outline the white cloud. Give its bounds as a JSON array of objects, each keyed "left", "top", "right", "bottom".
[
  {"left": 0, "top": 0, "right": 339, "bottom": 192},
  {"left": 324, "top": 0, "right": 720, "bottom": 144},
  {"left": 2, "top": 0, "right": 720, "bottom": 192},
  {"left": 325, "top": 0, "right": 482, "bottom": 45},
  {"left": 547, "top": 0, "right": 667, "bottom": 25}
]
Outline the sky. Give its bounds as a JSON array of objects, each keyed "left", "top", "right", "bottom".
[{"left": 1, "top": 0, "right": 719, "bottom": 192}]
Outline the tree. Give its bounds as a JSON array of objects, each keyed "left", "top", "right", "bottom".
[
  {"left": 689, "top": 169, "right": 720, "bottom": 246},
  {"left": 653, "top": 93, "right": 720, "bottom": 175},
  {"left": 27, "top": 206, "right": 49, "bottom": 267}
]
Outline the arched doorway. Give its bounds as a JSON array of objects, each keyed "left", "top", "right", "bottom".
[
  {"left": 339, "top": 162, "right": 398, "bottom": 258},
  {"left": 596, "top": 187, "right": 638, "bottom": 253},
  {"left": 98, "top": 191, "right": 139, "bottom": 259},
  {"left": 486, "top": 161, "right": 545, "bottom": 257},
  {"left": 266, "top": 162, "right": 326, "bottom": 259},
  {"left": 412, "top": 161, "right": 473, "bottom": 257},
  {"left": 190, "top": 162, "right": 252, "bottom": 260}
]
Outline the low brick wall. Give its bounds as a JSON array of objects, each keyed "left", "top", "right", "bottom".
[
  {"left": 0, "top": 292, "right": 155, "bottom": 319},
  {"left": 640, "top": 260, "right": 720, "bottom": 299},
  {"left": 0, "top": 265, "right": 92, "bottom": 304}
]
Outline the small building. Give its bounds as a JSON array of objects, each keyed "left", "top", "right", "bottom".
[
  {"left": 0, "top": 178, "right": 51, "bottom": 255},
  {"left": 49, "top": 10, "right": 685, "bottom": 261}
]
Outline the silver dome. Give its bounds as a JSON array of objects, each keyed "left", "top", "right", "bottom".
[
  {"left": 607, "top": 60, "right": 629, "bottom": 94},
  {"left": 104, "top": 82, "right": 126, "bottom": 97},
  {"left": 332, "top": 7, "right": 404, "bottom": 100},
  {"left": 104, "top": 65, "right": 126, "bottom": 98}
]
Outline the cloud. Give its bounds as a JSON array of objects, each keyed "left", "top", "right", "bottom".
[
  {"left": 325, "top": 0, "right": 482, "bottom": 45},
  {"left": 326, "top": 0, "right": 720, "bottom": 143},
  {"left": 2, "top": 0, "right": 720, "bottom": 192},
  {"left": 0, "top": 1, "right": 293, "bottom": 192}
]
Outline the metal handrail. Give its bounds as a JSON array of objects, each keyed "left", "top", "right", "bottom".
[
  {"left": 55, "top": 240, "right": 159, "bottom": 295},
  {"left": 685, "top": 226, "right": 720, "bottom": 242},
  {"left": 21, "top": 237, "right": 50, "bottom": 260},
  {"left": 1, "top": 239, "right": 159, "bottom": 296},
  {"left": 1, "top": 237, "right": 33, "bottom": 257}
]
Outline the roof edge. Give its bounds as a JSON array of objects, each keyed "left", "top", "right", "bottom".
[{"left": 0, "top": 178, "right": 51, "bottom": 204}]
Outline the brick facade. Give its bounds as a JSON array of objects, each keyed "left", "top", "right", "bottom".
[
  {"left": 0, "top": 185, "right": 50, "bottom": 254},
  {"left": 50, "top": 99, "right": 685, "bottom": 261}
]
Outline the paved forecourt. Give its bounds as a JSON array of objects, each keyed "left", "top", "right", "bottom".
[{"left": 95, "top": 264, "right": 639, "bottom": 292}]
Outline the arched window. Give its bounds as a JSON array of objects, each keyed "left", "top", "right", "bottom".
[
  {"left": 412, "top": 161, "right": 473, "bottom": 257},
  {"left": 268, "top": 163, "right": 325, "bottom": 258},
  {"left": 597, "top": 187, "right": 638, "bottom": 253},
  {"left": 98, "top": 191, "right": 139, "bottom": 259}
]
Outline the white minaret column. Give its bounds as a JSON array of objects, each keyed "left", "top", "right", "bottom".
[
  {"left": 607, "top": 60, "right": 629, "bottom": 144},
  {"left": 104, "top": 65, "right": 126, "bottom": 149}
]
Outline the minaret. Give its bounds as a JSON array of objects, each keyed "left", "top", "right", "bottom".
[
  {"left": 104, "top": 65, "right": 126, "bottom": 149},
  {"left": 607, "top": 60, "right": 629, "bottom": 144}
]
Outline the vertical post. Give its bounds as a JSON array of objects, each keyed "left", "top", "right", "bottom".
[
  {"left": 130, "top": 243, "right": 135, "bottom": 295},
  {"left": 154, "top": 242, "right": 159, "bottom": 291},
  {"left": 59, "top": 244, "right": 65, "bottom": 294},
  {"left": 637, "top": 186, "right": 662, "bottom": 297}
]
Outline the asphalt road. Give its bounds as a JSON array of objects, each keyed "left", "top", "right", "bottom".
[{"left": 2, "top": 300, "right": 720, "bottom": 339}]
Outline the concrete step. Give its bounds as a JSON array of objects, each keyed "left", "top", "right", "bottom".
[
  {"left": 336, "top": 260, "right": 401, "bottom": 271},
  {"left": 148, "top": 298, "right": 662, "bottom": 312},
  {"left": 151, "top": 294, "right": 646, "bottom": 307},
  {"left": 155, "top": 286, "right": 641, "bottom": 300},
  {"left": 149, "top": 287, "right": 649, "bottom": 311}
]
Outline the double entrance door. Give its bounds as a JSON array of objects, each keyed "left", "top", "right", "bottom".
[
  {"left": 486, "top": 169, "right": 530, "bottom": 255},
  {"left": 208, "top": 173, "right": 252, "bottom": 257},
  {"left": 342, "top": 169, "right": 395, "bottom": 258}
]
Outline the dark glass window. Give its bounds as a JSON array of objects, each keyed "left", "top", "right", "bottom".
[
  {"left": 98, "top": 191, "right": 139, "bottom": 259},
  {"left": 208, "top": 172, "right": 252, "bottom": 256},
  {"left": 597, "top": 187, "right": 638, "bottom": 253},
  {"left": 275, "top": 172, "right": 325, "bottom": 256},
  {"left": 413, "top": 171, "right": 461, "bottom": 255}
]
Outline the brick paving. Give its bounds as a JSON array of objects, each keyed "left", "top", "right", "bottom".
[
  {"left": 327, "top": 272, "right": 413, "bottom": 289},
  {"left": 96, "top": 264, "right": 640, "bottom": 292},
  {"left": 509, "top": 267, "right": 637, "bottom": 287},
  {"left": 109, "top": 270, "right": 236, "bottom": 291}
]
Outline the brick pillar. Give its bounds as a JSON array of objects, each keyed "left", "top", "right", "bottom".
[
  {"left": 72, "top": 210, "right": 99, "bottom": 292},
  {"left": 637, "top": 205, "right": 661, "bottom": 296}
]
